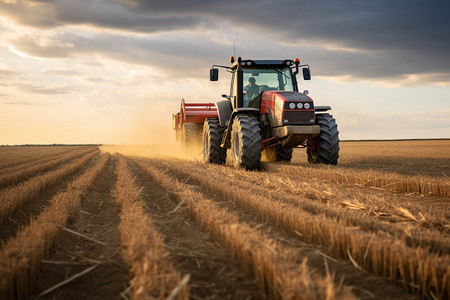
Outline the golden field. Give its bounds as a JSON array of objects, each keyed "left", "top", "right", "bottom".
[{"left": 0, "top": 140, "right": 448, "bottom": 299}]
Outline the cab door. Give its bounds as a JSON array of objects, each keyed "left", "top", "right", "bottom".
[{"left": 230, "top": 71, "right": 237, "bottom": 109}]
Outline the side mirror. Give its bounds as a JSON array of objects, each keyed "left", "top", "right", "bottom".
[
  {"left": 221, "top": 94, "right": 227, "bottom": 98},
  {"left": 210, "top": 68, "right": 219, "bottom": 81},
  {"left": 302, "top": 68, "right": 311, "bottom": 80}
]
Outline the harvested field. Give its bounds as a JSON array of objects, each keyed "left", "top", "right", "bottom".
[{"left": 0, "top": 141, "right": 448, "bottom": 299}]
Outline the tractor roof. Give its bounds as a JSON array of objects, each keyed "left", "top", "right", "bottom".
[{"left": 237, "top": 59, "right": 295, "bottom": 69}]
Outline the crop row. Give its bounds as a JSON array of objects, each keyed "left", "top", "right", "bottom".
[
  {"left": 338, "top": 140, "right": 450, "bottom": 161},
  {"left": 0, "top": 146, "right": 85, "bottom": 170},
  {"left": 131, "top": 157, "right": 353, "bottom": 300},
  {"left": 149, "top": 158, "right": 449, "bottom": 299},
  {"left": 0, "top": 147, "right": 97, "bottom": 188},
  {"left": 161, "top": 159, "right": 449, "bottom": 255},
  {"left": 0, "top": 146, "right": 83, "bottom": 176},
  {"left": 0, "top": 150, "right": 99, "bottom": 223},
  {"left": 0, "top": 153, "right": 109, "bottom": 299},
  {"left": 114, "top": 155, "right": 188, "bottom": 300},
  {"left": 266, "top": 163, "right": 449, "bottom": 199}
]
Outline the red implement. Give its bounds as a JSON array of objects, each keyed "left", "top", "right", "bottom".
[{"left": 172, "top": 98, "right": 218, "bottom": 134}]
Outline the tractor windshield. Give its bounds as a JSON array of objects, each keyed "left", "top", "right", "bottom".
[{"left": 242, "top": 68, "right": 294, "bottom": 107}]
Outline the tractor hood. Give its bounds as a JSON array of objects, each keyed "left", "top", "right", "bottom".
[
  {"left": 272, "top": 91, "right": 312, "bottom": 102},
  {"left": 260, "top": 91, "right": 315, "bottom": 127}
]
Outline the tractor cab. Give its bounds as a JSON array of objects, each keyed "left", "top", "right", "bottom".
[
  {"left": 240, "top": 63, "right": 296, "bottom": 109},
  {"left": 242, "top": 67, "right": 294, "bottom": 108},
  {"left": 212, "top": 58, "right": 311, "bottom": 110}
]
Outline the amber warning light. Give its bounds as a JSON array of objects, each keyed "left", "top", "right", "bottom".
[
  {"left": 295, "top": 58, "right": 300, "bottom": 65},
  {"left": 230, "top": 56, "right": 235, "bottom": 63}
]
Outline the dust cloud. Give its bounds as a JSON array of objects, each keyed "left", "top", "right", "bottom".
[
  {"left": 100, "top": 99, "right": 204, "bottom": 161},
  {"left": 101, "top": 143, "right": 203, "bottom": 161}
]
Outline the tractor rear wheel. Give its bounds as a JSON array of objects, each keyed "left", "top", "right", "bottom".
[
  {"left": 231, "top": 115, "right": 261, "bottom": 170},
  {"left": 203, "top": 118, "right": 226, "bottom": 164},
  {"left": 307, "top": 114, "right": 339, "bottom": 165},
  {"left": 181, "top": 123, "right": 203, "bottom": 149},
  {"left": 276, "top": 147, "right": 293, "bottom": 162}
]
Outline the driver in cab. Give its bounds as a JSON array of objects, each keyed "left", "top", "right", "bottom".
[{"left": 244, "top": 77, "right": 260, "bottom": 107}]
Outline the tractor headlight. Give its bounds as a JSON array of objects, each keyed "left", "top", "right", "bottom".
[
  {"left": 297, "top": 103, "right": 303, "bottom": 109},
  {"left": 304, "top": 103, "right": 310, "bottom": 109},
  {"left": 289, "top": 103, "right": 296, "bottom": 109}
]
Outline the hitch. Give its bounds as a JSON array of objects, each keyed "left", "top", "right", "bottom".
[
  {"left": 306, "top": 139, "right": 317, "bottom": 151},
  {"left": 261, "top": 137, "right": 281, "bottom": 151}
]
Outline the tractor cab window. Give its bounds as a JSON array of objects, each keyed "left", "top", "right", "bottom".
[{"left": 242, "top": 68, "right": 294, "bottom": 107}]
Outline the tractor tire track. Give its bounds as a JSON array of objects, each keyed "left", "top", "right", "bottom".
[
  {"left": 145, "top": 158, "right": 419, "bottom": 300},
  {"left": 31, "top": 156, "right": 129, "bottom": 300},
  {"left": 0, "top": 153, "right": 100, "bottom": 243},
  {"left": 156, "top": 158, "right": 449, "bottom": 255},
  {"left": 126, "top": 157, "right": 267, "bottom": 300}
]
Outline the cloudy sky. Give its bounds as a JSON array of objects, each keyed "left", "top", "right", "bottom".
[{"left": 0, "top": 0, "right": 449, "bottom": 145}]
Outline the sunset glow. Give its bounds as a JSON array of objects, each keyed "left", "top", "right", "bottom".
[{"left": 1, "top": 0, "right": 449, "bottom": 145}]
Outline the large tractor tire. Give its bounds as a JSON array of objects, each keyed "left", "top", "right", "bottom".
[
  {"left": 203, "top": 118, "right": 227, "bottom": 164},
  {"left": 231, "top": 115, "right": 261, "bottom": 170},
  {"left": 276, "top": 147, "right": 293, "bottom": 162},
  {"left": 181, "top": 123, "right": 203, "bottom": 149},
  {"left": 307, "top": 114, "right": 339, "bottom": 165}
]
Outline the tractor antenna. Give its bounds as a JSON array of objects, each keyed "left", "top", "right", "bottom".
[{"left": 233, "top": 41, "right": 237, "bottom": 58}]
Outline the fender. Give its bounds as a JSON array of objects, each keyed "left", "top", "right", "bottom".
[
  {"left": 215, "top": 100, "right": 233, "bottom": 127},
  {"left": 221, "top": 108, "right": 260, "bottom": 148},
  {"left": 315, "top": 106, "right": 331, "bottom": 112}
]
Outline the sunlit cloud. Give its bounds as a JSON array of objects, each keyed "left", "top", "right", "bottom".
[
  {"left": 2, "top": 101, "right": 35, "bottom": 105},
  {"left": 7, "top": 45, "right": 41, "bottom": 59},
  {"left": 20, "top": 84, "right": 74, "bottom": 95},
  {"left": 0, "top": 0, "right": 449, "bottom": 144},
  {"left": 0, "top": 67, "right": 18, "bottom": 78},
  {"left": 41, "top": 69, "right": 80, "bottom": 76}
]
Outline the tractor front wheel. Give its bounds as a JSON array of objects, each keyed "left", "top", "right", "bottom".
[
  {"left": 203, "top": 118, "right": 227, "bottom": 164},
  {"left": 307, "top": 114, "right": 339, "bottom": 165},
  {"left": 231, "top": 115, "right": 261, "bottom": 170}
]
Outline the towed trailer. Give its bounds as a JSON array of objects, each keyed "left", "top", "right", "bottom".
[{"left": 172, "top": 99, "right": 218, "bottom": 147}]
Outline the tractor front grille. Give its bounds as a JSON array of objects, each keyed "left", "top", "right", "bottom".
[{"left": 282, "top": 111, "right": 315, "bottom": 125}]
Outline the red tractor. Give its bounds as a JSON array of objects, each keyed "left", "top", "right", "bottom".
[{"left": 173, "top": 57, "right": 339, "bottom": 170}]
